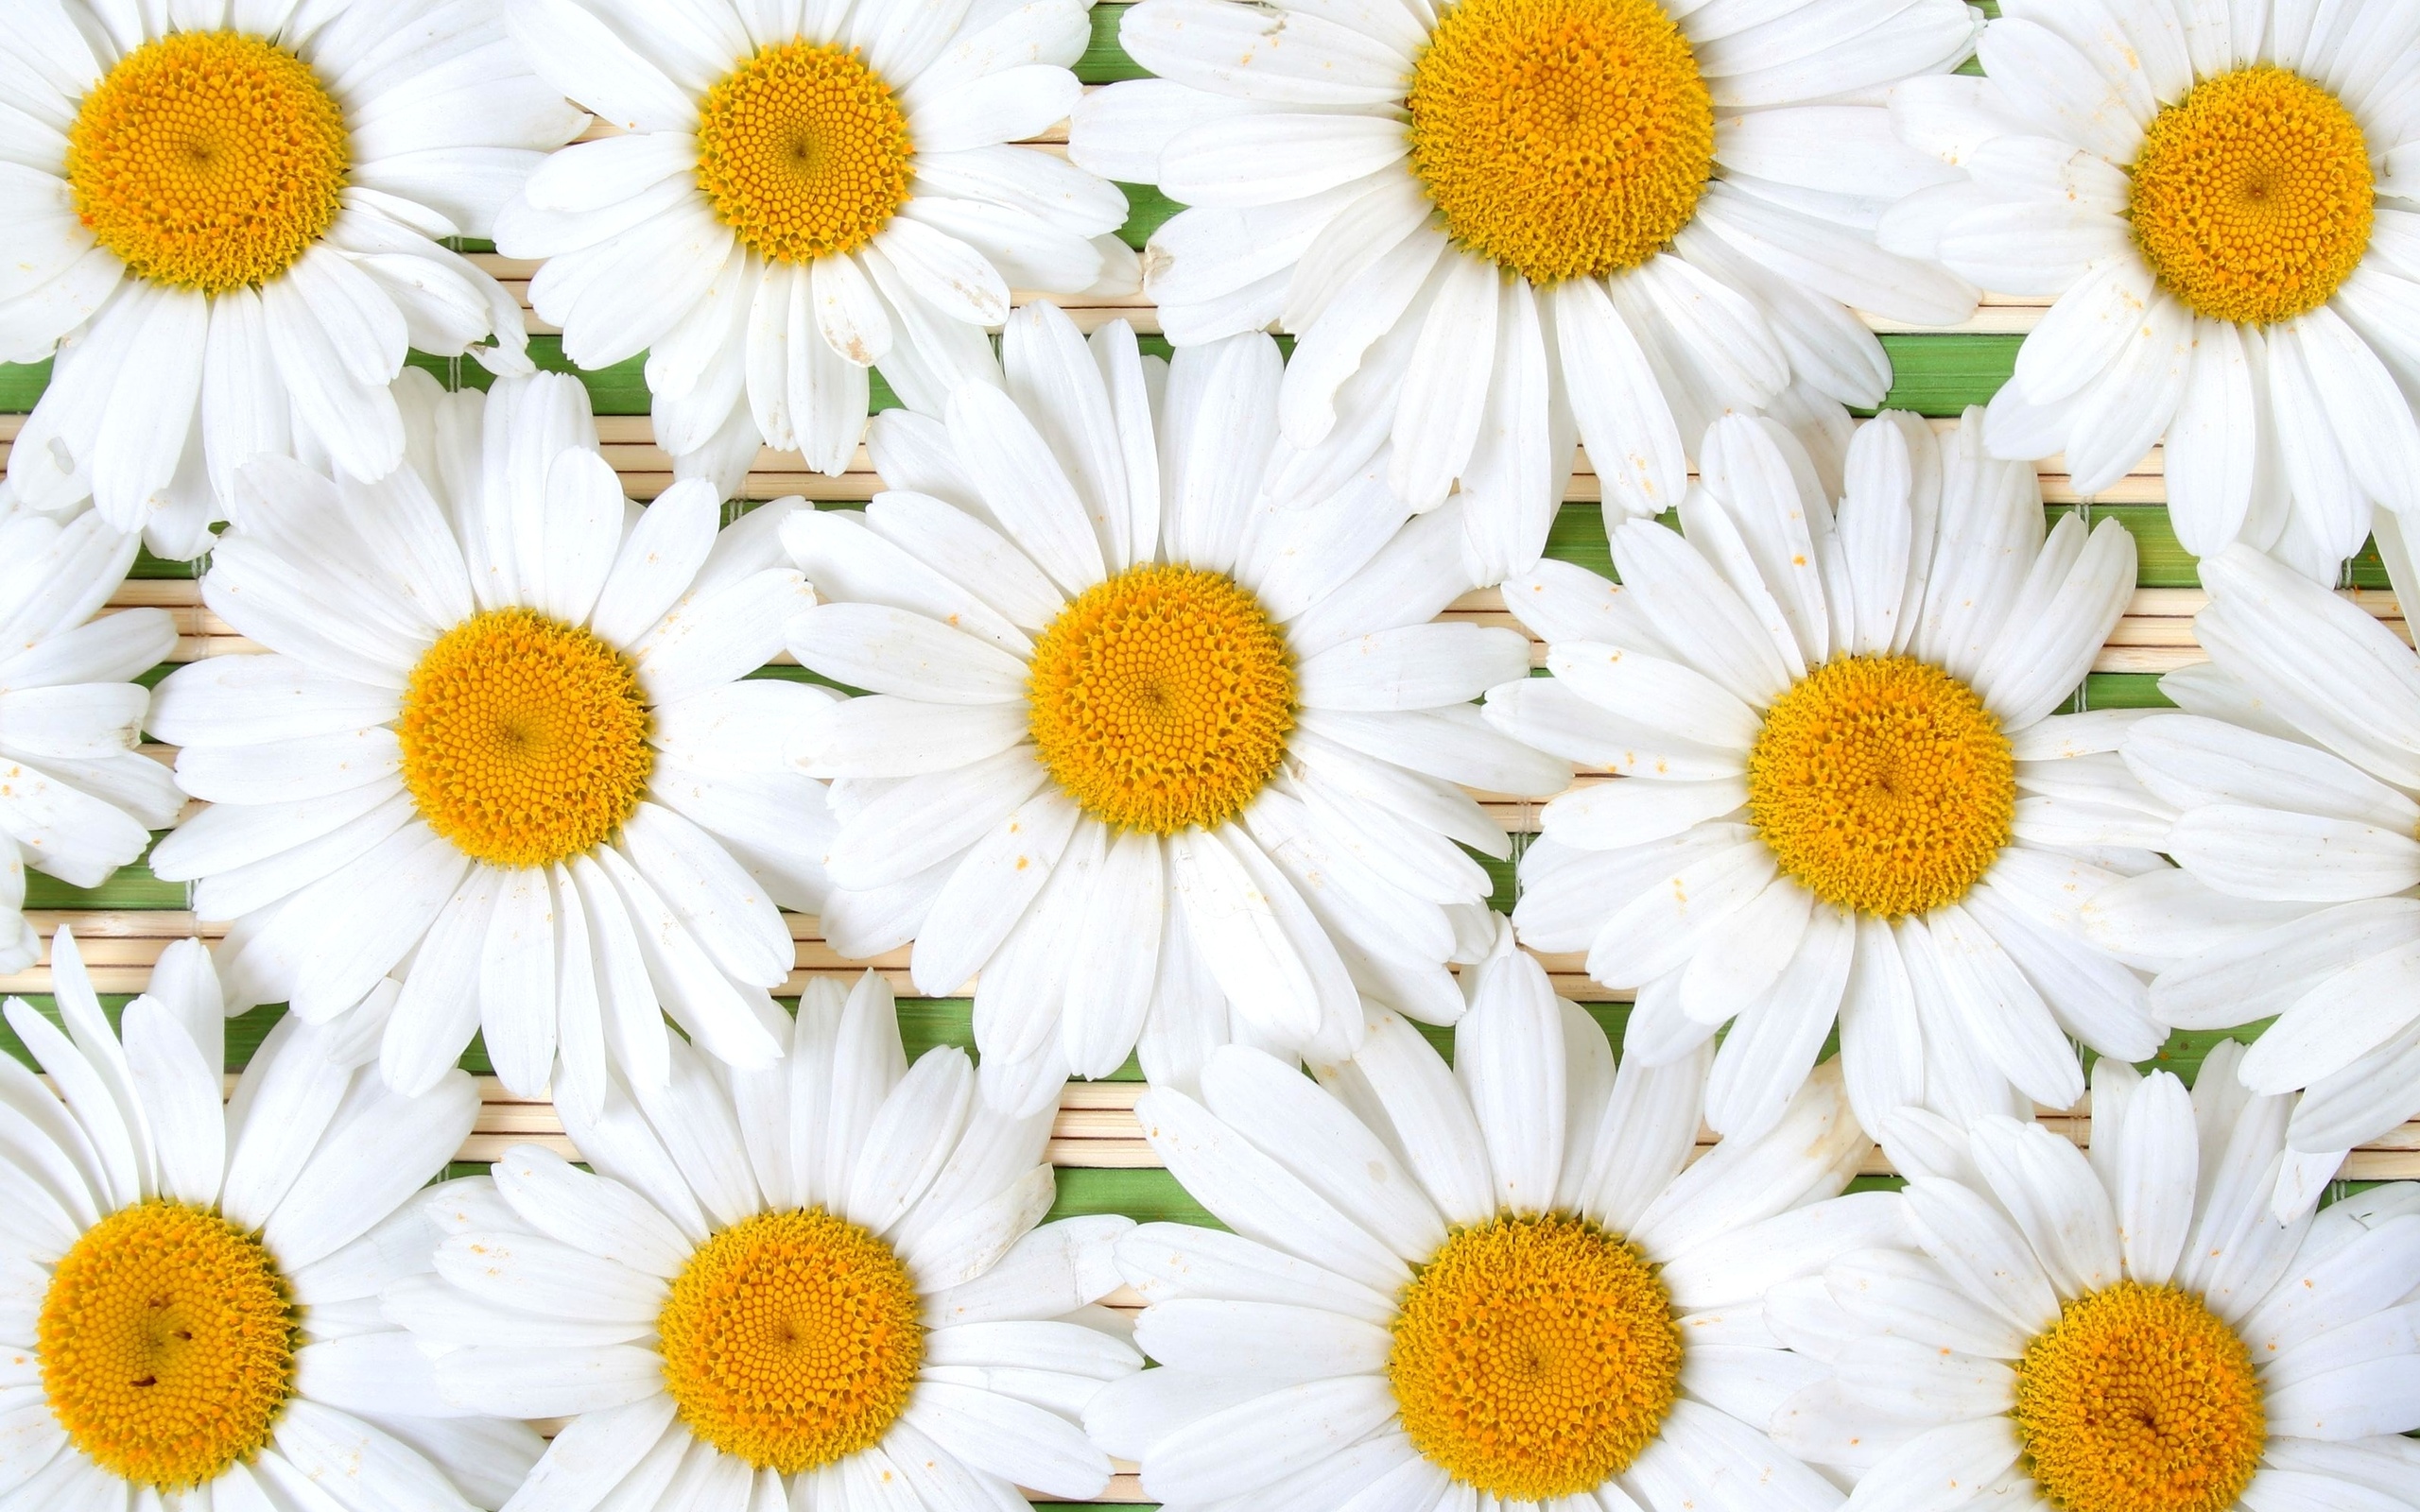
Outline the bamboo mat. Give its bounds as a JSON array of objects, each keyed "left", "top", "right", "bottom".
[{"left": 2, "top": 12, "right": 2414, "bottom": 1503}]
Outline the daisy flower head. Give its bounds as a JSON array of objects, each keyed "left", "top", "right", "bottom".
[
  {"left": 1772, "top": 1062, "right": 2420, "bottom": 1512},
  {"left": 0, "top": 499, "right": 182, "bottom": 973},
  {"left": 1065, "top": 0, "right": 1988, "bottom": 584},
  {"left": 395, "top": 968, "right": 1139, "bottom": 1512},
  {"left": 1883, "top": 0, "right": 2420, "bottom": 582},
  {"left": 494, "top": 0, "right": 1140, "bottom": 497},
  {"left": 2, "top": 0, "right": 583, "bottom": 558},
  {"left": 1485, "top": 406, "right": 2168, "bottom": 1143},
  {"left": 784, "top": 301, "right": 1574, "bottom": 1115},
  {"left": 2085, "top": 530, "right": 2420, "bottom": 1219},
  {"left": 0, "top": 925, "right": 544, "bottom": 1510},
  {"left": 141, "top": 369, "right": 830, "bottom": 1113},
  {"left": 1085, "top": 933, "right": 1879, "bottom": 1511}
]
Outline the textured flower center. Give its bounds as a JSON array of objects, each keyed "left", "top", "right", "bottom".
[
  {"left": 398, "top": 608, "right": 653, "bottom": 869},
  {"left": 1746, "top": 653, "right": 2014, "bottom": 918},
  {"left": 1405, "top": 0, "right": 1714, "bottom": 285},
  {"left": 1388, "top": 1213, "right": 1682, "bottom": 1501},
  {"left": 693, "top": 40, "right": 915, "bottom": 265},
  {"left": 38, "top": 1201, "right": 298, "bottom": 1490},
  {"left": 64, "top": 30, "right": 349, "bottom": 294},
  {"left": 2129, "top": 65, "right": 2374, "bottom": 325},
  {"left": 656, "top": 1210, "right": 925, "bottom": 1473},
  {"left": 1025, "top": 563, "right": 1296, "bottom": 834},
  {"left": 2014, "top": 1281, "right": 2266, "bottom": 1512}
]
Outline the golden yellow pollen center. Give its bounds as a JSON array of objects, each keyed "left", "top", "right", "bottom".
[
  {"left": 1025, "top": 563, "right": 1296, "bottom": 835},
  {"left": 2129, "top": 65, "right": 2374, "bottom": 325},
  {"left": 1746, "top": 653, "right": 2014, "bottom": 918},
  {"left": 693, "top": 40, "right": 915, "bottom": 265},
  {"left": 1388, "top": 1213, "right": 1682, "bottom": 1501},
  {"left": 398, "top": 608, "right": 653, "bottom": 870},
  {"left": 1405, "top": 0, "right": 1714, "bottom": 285},
  {"left": 2014, "top": 1281, "right": 2267, "bottom": 1512},
  {"left": 656, "top": 1209, "right": 925, "bottom": 1474},
  {"left": 38, "top": 1201, "right": 299, "bottom": 1490},
  {"left": 65, "top": 30, "right": 349, "bottom": 295}
]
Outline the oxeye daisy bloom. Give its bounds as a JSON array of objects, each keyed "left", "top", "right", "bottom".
[
  {"left": 1084, "top": 936, "right": 1876, "bottom": 1511},
  {"left": 1066, "top": 0, "right": 1986, "bottom": 582},
  {"left": 785, "top": 301, "right": 1572, "bottom": 1115},
  {"left": 495, "top": 0, "right": 1138, "bottom": 497},
  {"left": 1882, "top": 0, "right": 2420, "bottom": 582},
  {"left": 1772, "top": 1063, "right": 2420, "bottom": 1512},
  {"left": 2083, "top": 535, "right": 2420, "bottom": 1219},
  {"left": 394, "top": 970, "right": 1139, "bottom": 1512},
  {"left": 0, "top": 500, "right": 182, "bottom": 973},
  {"left": 0, "top": 926, "right": 544, "bottom": 1510},
  {"left": 2, "top": 0, "right": 582, "bottom": 558},
  {"left": 1485, "top": 407, "right": 2167, "bottom": 1143},
  {"left": 141, "top": 369, "right": 829, "bottom": 1112}
]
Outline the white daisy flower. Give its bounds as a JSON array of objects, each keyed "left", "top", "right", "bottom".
[
  {"left": 0, "top": 925, "right": 544, "bottom": 1510},
  {"left": 1772, "top": 1065, "right": 2420, "bottom": 1512},
  {"left": 2084, "top": 532, "right": 2420, "bottom": 1219},
  {"left": 1065, "top": 0, "right": 1986, "bottom": 583},
  {"left": 395, "top": 969, "right": 1138, "bottom": 1512},
  {"left": 0, "top": 500, "right": 181, "bottom": 973},
  {"left": 140, "top": 369, "right": 829, "bottom": 1112},
  {"left": 1, "top": 0, "right": 583, "bottom": 558},
  {"left": 1085, "top": 934, "right": 1876, "bottom": 1511},
  {"left": 1882, "top": 0, "right": 2420, "bottom": 582},
  {"left": 495, "top": 0, "right": 1139, "bottom": 497},
  {"left": 784, "top": 301, "right": 1573, "bottom": 1115},
  {"left": 1485, "top": 407, "right": 2168, "bottom": 1143}
]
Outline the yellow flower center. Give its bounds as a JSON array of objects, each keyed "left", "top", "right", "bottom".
[
  {"left": 397, "top": 608, "right": 654, "bottom": 870},
  {"left": 1405, "top": 0, "right": 1714, "bottom": 285},
  {"left": 64, "top": 30, "right": 349, "bottom": 294},
  {"left": 693, "top": 40, "right": 915, "bottom": 265},
  {"left": 1746, "top": 653, "right": 2014, "bottom": 918},
  {"left": 2129, "top": 65, "right": 2374, "bottom": 325},
  {"left": 1025, "top": 563, "right": 1296, "bottom": 835},
  {"left": 656, "top": 1209, "right": 925, "bottom": 1474},
  {"left": 2014, "top": 1281, "right": 2267, "bottom": 1512},
  {"left": 1388, "top": 1213, "right": 1682, "bottom": 1502},
  {"left": 38, "top": 1201, "right": 299, "bottom": 1491}
]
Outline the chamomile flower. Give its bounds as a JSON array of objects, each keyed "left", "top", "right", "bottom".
[
  {"left": 785, "top": 301, "right": 1571, "bottom": 1115},
  {"left": 392, "top": 970, "right": 1138, "bottom": 1512},
  {"left": 1486, "top": 407, "right": 2166, "bottom": 1142},
  {"left": 1773, "top": 1063, "right": 2420, "bottom": 1512},
  {"left": 1067, "top": 0, "right": 1986, "bottom": 581},
  {"left": 0, "top": 500, "right": 182, "bottom": 973},
  {"left": 141, "top": 369, "right": 829, "bottom": 1111},
  {"left": 495, "top": 0, "right": 1138, "bottom": 496},
  {"left": 1086, "top": 935, "right": 1876, "bottom": 1511},
  {"left": 2085, "top": 533, "right": 2420, "bottom": 1219},
  {"left": 1, "top": 0, "right": 582, "bottom": 558},
  {"left": 0, "top": 926, "right": 544, "bottom": 1511},
  {"left": 1882, "top": 0, "right": 2420, "bottom": 581}
]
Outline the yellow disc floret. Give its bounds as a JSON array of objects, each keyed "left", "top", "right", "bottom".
[
  {"left": 1746, "top": 653, "right": 2014, "bottom": 918},
  {"left": 1026, "top": 563, "right": 1295, "bottom": 834},
  {"left": 2129, "top": 65, "right": 2374, "bottom": 325},
  {"left": 1405, "top": 0, "right": 1715, "bottom": 285},
  {"left": 2014, "top": 1280, "right": 2267, "bottom": 1512},
  {"left": 398, "top": 608, "right": 653, "bottom": 869},
  {"left": 65, "top": 30, "right": 349, "bottom": 294},
  {"left": 1389, "top": 1213, "right": 1682, "bottom": 1501},
  {"left": 656, "top": 1209, "right": 925, "bottom": 1473},
  {"left": 693, "top": 41, "right": 915, "bottom": 265},
  {"left": 38, "top": 1201, "right": 299, "bottom": 1490}
]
